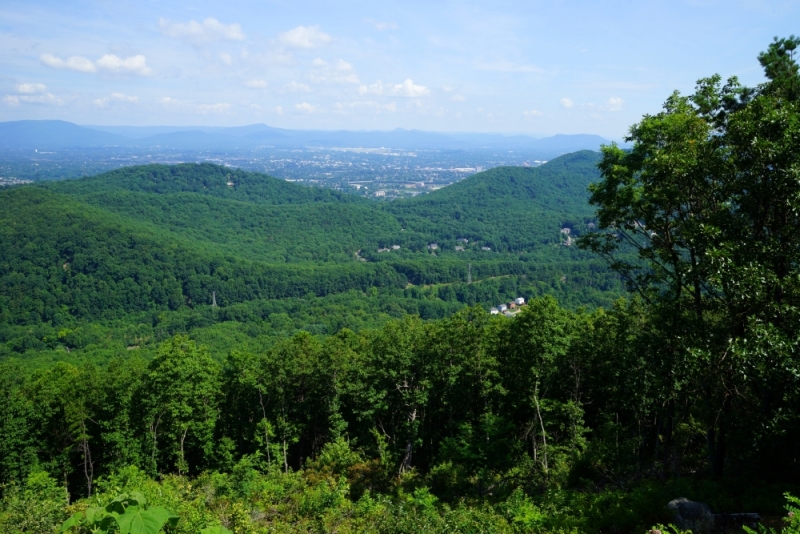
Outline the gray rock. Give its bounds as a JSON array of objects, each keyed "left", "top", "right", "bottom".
[{"left": 667, "top": 498, "right": 715, "bottom": 533}]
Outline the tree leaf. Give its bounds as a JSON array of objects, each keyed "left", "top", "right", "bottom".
[
  {"left": 200, "top": 526, "right": 233, "bottom": 534},
  {"left": 116, "top": 506, "right": 177, "bottom": 534}
]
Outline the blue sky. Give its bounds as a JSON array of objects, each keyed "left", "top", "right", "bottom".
[{"left": 0, "top": 0, "right": 797, "bottom": 138}]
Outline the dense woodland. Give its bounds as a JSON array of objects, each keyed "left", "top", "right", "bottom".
[
  {"left": 1, "top": 39, "right": 800, "bottom": 533},
  {"left": 0, "top": 147, "right": 623, "bottom": 366}
]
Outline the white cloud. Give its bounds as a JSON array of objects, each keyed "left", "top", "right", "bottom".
[
  {"left": 394, "top": 79, "right": 429, "bottom": 97},
  {"left": 309, "top": 59, "right": 359, "bottom": 84},
  {"left": 245, "top": 79, "right": 268, "bottom": 89},
  {"left": 279, "top": 25, "right": 332, "bottom": 49},
  {"left": 560, "top": 97, "right": 574, "bottom": 109},
  {"left": 95, "top": 54, "right": 152, "bottom": 75},
  {"left": 16, "top": 83, "right": 47, "bottom": 94},
  {"left": 4, "top": 83, "right": 64, "bottom": 106},
  {"left": 40, "top": 54, "right": 96, "bottom": 73},
  {"left": 523, "top": 109, "right": 542, "bottom": 117},
  {"left": 219, "top": 52, "right": 233, "bottom": 65},
  {"left": 40, "top": 53, "right": 152, "bottom": 76},
  {"left": 451, "top": 94, "right": 466, "bottom": 102},
  {"left": 275, "top": 106, "right": 284, "bottom": 115},
  {"left": 364, "top": 18, "right": 397, "bottom": 30},
  {"left": 283, "top": 81, "right": 311, "bottom": 92},
  {"left": 604, "top": 97, "right": 624, "bottom": 112},
  {"left": 159, "top": 17, "right": 245, "bottom": 44},
  {"left": 295, "top": 102, "right": 315, "bottom": 113},
  {"left": 11, "top": 93, "right": 64, "bottom": 106},
  {"left": 94, "top": 92, "right": 139, "bottom": 107},
  {"left": 474, "top": 60, "right": 542, "bottom": 73},
  {"left": 358, "top": 79, "right": 429, "bottom": 98}
]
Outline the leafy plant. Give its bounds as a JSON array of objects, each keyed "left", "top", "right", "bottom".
[
  {"left": 60, "top": 491, "right": 178, "bottom": 534},
  {"left": 743, "top": 493, "right": 800, "bottom": 534}
]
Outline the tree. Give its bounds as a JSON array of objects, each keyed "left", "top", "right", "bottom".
[
  {"left": 580, "top": 36, "right": 800, "bottom": 478},
  {"left": 139, "top": 335, "right": 220, "bottom": 476}
]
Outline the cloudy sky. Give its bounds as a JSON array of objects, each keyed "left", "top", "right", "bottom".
[{"left": 1, "top": 0, "right": 797, "bottom": 138}]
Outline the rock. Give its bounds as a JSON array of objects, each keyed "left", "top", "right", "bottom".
[{"left": 667, "top": 498, "right": 715, "bottom": 533}]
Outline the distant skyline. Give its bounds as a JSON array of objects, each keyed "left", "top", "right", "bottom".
[{"left": 1, "top": 1, "right": 797, "bottom": 139}]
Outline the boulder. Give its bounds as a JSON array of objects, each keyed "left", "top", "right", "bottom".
[{"left": 667, "top": 498, "right": 715, "bottom": 533}]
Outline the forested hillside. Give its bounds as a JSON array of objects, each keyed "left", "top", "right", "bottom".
[
  {"left": 43, "top": 162, "right": 363, "bottom": 205},
  {"left": 384, "top": 151, "right": 598, "bottom": 251},
  {"left": 0, "top": 150, "right": 624, "bottom": 367},
  {"left": 3, "top": 38, "right": 800, "bottom": 534}
]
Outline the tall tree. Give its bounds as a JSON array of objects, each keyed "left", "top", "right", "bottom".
[
  {"left": 581, "top": 36, "right": 800, "bottom": 477},
  {"left": 139, "top": 335, "right": 220, "bottom": 476}
]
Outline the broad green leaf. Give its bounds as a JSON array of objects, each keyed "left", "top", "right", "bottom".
[
  {"left": 117, "top": 506, "right": 176, "bottom": 534},
  {"left": 128, "top": 490, "right": 147, "bottom": 507},
  {"left": 106, "top": 493, "right": 131, "bottom": 515},
  {"left": 85, "top": 506, "right": 112, "bottom": 524},
  {"left": 59, "top": 511, "right": 84, "bottom": 531}
]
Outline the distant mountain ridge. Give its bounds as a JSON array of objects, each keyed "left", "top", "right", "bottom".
[{"left": 0, "top": 120, "right": 613, "bottom": 155}]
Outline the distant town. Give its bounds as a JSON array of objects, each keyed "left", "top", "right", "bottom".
[{"left": 0, "top": 146, "right": 547, "bottom": 198}]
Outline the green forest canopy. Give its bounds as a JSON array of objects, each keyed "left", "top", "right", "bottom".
[
  {"left": 0, "top": 151, "right": 623, "bottom": 338},
  {"left": 2, "top": 37, "right": 800, "bottom": 534}
]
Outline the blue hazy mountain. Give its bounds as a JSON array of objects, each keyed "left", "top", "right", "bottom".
[
  {"left": 1, "top": 120, "right": 613, "bottom": 154},
  {"left": 0, "top": 120, "right": 129, "bottom": 149}
]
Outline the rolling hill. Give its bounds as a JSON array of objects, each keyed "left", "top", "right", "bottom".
[
  {"left": 0, "top": 151, "right": 621, "bottom": 338},
  {"left": 384, "top": 150, "right": 600, "bottom": 250}
]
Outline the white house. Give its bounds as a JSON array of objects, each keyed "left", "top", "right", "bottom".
[
  {"left": 515, "top": 297, "right": 525, "bottom": 306},
  {"left": 428, "top": 243, "right": 439, "bottom": 250},
  {"left": 497, "top": 304, "right": 508, "bottom": 312},
  {"left": 490, "top": 307, "right": 499, "bottom": 315}
]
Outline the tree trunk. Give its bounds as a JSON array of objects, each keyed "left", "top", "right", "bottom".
[
  {"left": 533, "top": 384, "right": 548, "bottom": 474},
  {"left": 179, "top": 426, "right": 189, "bottom": 475},
  {"left": 399, "top": 441, "right": 413, "bottom": 474},
  {"left": 81, "top": 425, "right": 94, "bottom": 497},
  {"left": 258, "top": 391, "right": 271, "bottom": 465}
]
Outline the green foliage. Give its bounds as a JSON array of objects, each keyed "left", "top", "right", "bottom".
[
  {"left": 0, "top": 471, "right": 65, "bottom": 534},
  {"left": 580, "top": 32, "right": 800, "bottom": 480},
  {"left": 0, "top": 151, "right": 622, "bottom": 331},
  {"left": 385, "top": 152, "right": 601, "bottom": 252},
  {"left": 60, "top": 491, "right": 179, "bottom": 534},
  {"left": 3, "top": 37, "right": 800, "bottom": 534}
]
